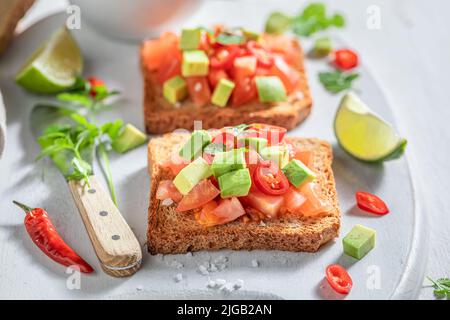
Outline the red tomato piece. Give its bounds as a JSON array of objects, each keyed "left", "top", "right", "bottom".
[
  {"left": 247, "top": 41, "right": 274, "bottom": 68},
  {"left": 156, "top": 53, "right": 181, "bottom": 84},
  {"left": 355, "top": 191, "right": 389, "bottom": 215},
  {"left": 156, "top": 180, "right": 183, "bottom": 203},
  {"left": 176, "top": 180, "right": 220, "bottom": 212},
  {"left": 326, "top": 264, "right": 353, "bottom": 295},
  {"left": 141, "top": 32, "right": 179, "bottom": 71},
  {"left": 186, "top": 76, "right": 211, "bottom": 107},
  {"left": 284, "top": 186, "right": 307, "bottom": 213},
  {"left": 270, "top": 55, "right": 301, "bottom": 94},
  {"left": 261, "top": 34, "right": 301, "bottom": 67},
  {"left": 208, "top": 69, "right": 230, "bottom": 89},
  {"left": 210, "top": 45, "right": 240, "bottom": 69},
  {"left": 161, "top": 151, "right": 190, "bottom": 176},
  {"left": 298, "top": 182, "right": 333, "bottom": 217},
  {"left": 333, "top": 49, "right": 359, "bottom": 70},
  {"left": 248, "top": 123, "right": 287, "bottom": 145},
  {"left": 231, "top": 76, "right": 257, "bottom": 107},
  {"left": 233, "top": 56, "right": 257, "bottom": 78},
  {"left": 241, "top": 188, "right": 284, "bottom": 218},
  {"left": 197, "top": 197, "right": 246, "bottom": 226},
  {"left": 253, "top": 160, "right": 289, "bottom": 196},
  {"left": 293, "top": 149, "right": 313, "bottom": 168},
  {"left": 212, "top": 131, "right": 237, "bottom": 150},
  {"left": 244, "top": 149, "right": 262, "bottom": 176}
]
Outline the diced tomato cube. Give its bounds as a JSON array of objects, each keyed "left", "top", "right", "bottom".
[
  {"left": 186, "top": 76, "right": 211, "bottom": 107},
  {"left": 208, "top": 69, "right": 230, "bottom": 89},
  {"left": 156, "top": 180, "right": 183, "bottom": 203},
  {"left": 283, "top": 186, "right": 307, "bottom": 213},
  {"left": 241, "top": 188, "right": 284, "bottom": 218},
  {"left": 141, "top": 32, "right": 179, "bottom": 71},
  {"left": 271, "top": 55, "right": 301, "bottom": 93},
  {"left": 232, "top": 76, "right": 257, "bottom": 107},
  {"left": 176, "top": 180, "right": 220, "bottom": 212},
  {"left": 233, "top": 56, "right": 257, "bottom": 78}
]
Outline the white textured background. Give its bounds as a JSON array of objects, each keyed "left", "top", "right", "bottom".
[{"left": 8, "top": 0, "right": 450, "bottom": 299}]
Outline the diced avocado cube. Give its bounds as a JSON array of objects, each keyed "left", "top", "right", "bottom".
[
  {"left": 218, "top": 168, "right": 251, "bottom": 198},
  {"left": 180, "top": 28, "right": 201, "bottom": 50},
  {"left": 211, "top": 78, "right": 235, "bottom": 107},
  {"left": 173, "top": 157, "right": 212, "bottom": 195},
  {"left": 237, "top": 137, "right": 268, "bottom": 153},
  {"left": 242, "top": 28, "right": 261, "bottom": 41},
  {"left": 265, "top": 12, "right": 291, "bottom": 34},
  {"left": 182, "top": 50, "right": 209, "bottom": 77},
  {"left": 112, "top": 124, "right": 147, "bottom": 153},
  {"left": 343, "top": 225, "right": 376, "bottom": 260},
  {"left": 282, "top": 159, "right": 317, "bottom": 188},
  {"left": 179, "top": 130, "right": 211, "bottom": 160},
  {"left": 260, "top": 145, "right": 289, "bottom": 169},
  {"left": 211, "top": 148, "right": 246, "bottom": 177},
  {"left": 313, "top": 37, "right": 333, "bottom": 56},
  {"left": 255, "top": 76, "right": 287, "bottom": 103},
  {"left": 163, "top": 75, "right": 188, "bottom": 104}
]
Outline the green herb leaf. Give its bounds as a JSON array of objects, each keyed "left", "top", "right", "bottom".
[
  {"left": 427, "top": 277, "right": 450, "bottom": 299},
  {"left": 68, "top": 157, "right": 92, "bottom": 185},
  {"left": 204, "top": 143, "right": 226, "bottom": 155},
  {"left": 57, "top": 93, "right": 92, "bottom": 107},
  {"left": 319, "top": 70, "right": 359, "bottom": 93},
  {"left": 97, "top": 142, "right": 118, "bottom": 206},
  {"left": 216, "top": 33, "right": 245, "bottom": 45}
]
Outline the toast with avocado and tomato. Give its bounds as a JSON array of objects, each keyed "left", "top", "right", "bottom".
[
  {"left": 147, "top": 124, "right": 340, "bottom": 254},
  {"left": 140, "top": 26, "right": 312, "bottom": 134}
]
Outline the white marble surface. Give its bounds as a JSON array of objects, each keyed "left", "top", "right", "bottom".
[{"left": 2, "top": 0, "right": 450, "bottom": 300}]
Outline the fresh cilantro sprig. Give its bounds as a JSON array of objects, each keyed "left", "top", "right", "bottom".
[
  {"left": 265, "top": 3, "right": 345, "bottom": 37},
  {"left": 319, "top": 71, "right": 359, "bottom": 94},
  {"left": 427, "top": 277, "right": 450, "bottom": 299}
]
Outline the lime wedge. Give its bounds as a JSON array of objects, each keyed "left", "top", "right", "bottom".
[
  {"left": 334, "top": 92, "right": 407, "bottom": 162},
  {"left": 15, "top": 27, "right": 83, "bottom": 94}
]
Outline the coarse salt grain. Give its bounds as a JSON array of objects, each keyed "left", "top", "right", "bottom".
[{"left": 161, "top": 198, "right": 173, "bottom": 206}]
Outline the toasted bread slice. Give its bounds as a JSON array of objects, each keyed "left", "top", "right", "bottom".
[
  {"left": 0, "top": 0, "right": 35, "bottom": 54},
  {"left": 141, "top": 38, "right": 313, "bottom": 134},
  {"left": 147, "top": 133, "right": 340, "bottom": 254}
]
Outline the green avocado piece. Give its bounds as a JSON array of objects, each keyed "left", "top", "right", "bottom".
[
  {"left": 112, "top": 124, "right": 147, "bottom": 153},
  {"left": 173, "top": 157, "right": 212, "bottom": 195},
  {"left": 180, "top": 28, "right": 201, "bottom": 50},
  {"left": 237, "top": 137, "right": 268, "bottom": 153},
  {"left": 211, "top": 148, "right": 246, "bottom": 177},
  {"left": 179, "top": 130, "right": 211, "bottom": 160},
  {"left": 313, "top": 37, "right": 333, "bottom": 56},
  {"left": 265, "top": 12, "right": 291, "bottom": 34},
  {"left": 242, "top": 28, "right": 261, "bottom": 41},
  {"left": 163, "top": 75, "right": 188, "bottom": 104},
  {"left": 211, "top": 78, "right": 235, "bottom": 107},
  {"left": 182, "top": 50, "right": 209, "bottom": 77},
  {"left": 260, "top": 145, "right": 289, "bottom": 168},
  {"left": 343, "top": 225, "right": 376, "bottom": 260},
  {"left": 218, "top": 168, "right": 251, "bottom": 198},
  {"left": 282, "top": 159, "right": 317, "bottom": 188},
  {"left": 255, "top": 76, "right": 287, "bottom": 103}
]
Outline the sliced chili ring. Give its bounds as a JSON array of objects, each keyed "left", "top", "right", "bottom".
[
  {"left": 253, "top": 160, "right": 289, "bottom": 195},
  {"left": 355, "top": 191, "right": 389, "bottom": 215},
  {"left": 325, "top": 264, "right": 353, "bottom": 295},
  {"left": 246, "top": 40, "right": 274, "bottom": 68}
]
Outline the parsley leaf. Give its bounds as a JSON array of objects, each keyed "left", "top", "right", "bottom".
[
  {"left": 319, "top": 71, "right": 359, "bottom": 93},
  {"left": 427, "top": 277, "right": 450, "bottom": 299}
]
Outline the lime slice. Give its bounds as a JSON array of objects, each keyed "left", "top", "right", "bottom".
[
  {"left": 334, "top": 92, "right": 407, "bottom": 162},
  {"left": 15, "top": 27, "right": 83, "bottom": 94}
]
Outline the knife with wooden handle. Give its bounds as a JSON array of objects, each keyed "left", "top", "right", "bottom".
[{"left": 31, "top": 105, "right": 142, "bottom": 277}]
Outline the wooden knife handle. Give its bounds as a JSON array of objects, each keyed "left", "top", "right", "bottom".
[{"left": 68, "top": 176, "right": 142, "bottom": 277}]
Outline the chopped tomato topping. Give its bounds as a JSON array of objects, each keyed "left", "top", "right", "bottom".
[
  {"left": 210, "top": 45, "right": 240, "bottom": 69},
  {"left": 156, "top": 180, "right": 183, "bottom": 203},
  {"left": 333, "top": 49, "right": 359, "bottom": 70},
  {"left": 176, "top": 180, "right": 220, "bottom": 212},
  {"left": 197, "top": 197, "right": 246, "bottom": 226},
  {"left": 298, "top": 182, "right": 333, "bottom": 217},
  {"left": 248, "top": 123, "right": 287, "bottom": 145},
  {"left": 186, "top": 77, "right": 211, "bottom": 107},
  {"left": 356, "top": 191, "right": 389, "bottom": 215},
  {"left": 253, "top": 160, "right": 289, "bottom": 196},
  {"left": 212, "top": 131, "right": 237, "bottom": 150},
  {"left": 326, "top": 264, "right": 353, "bottom": 295},
  {"left": 161, "top": 151, "right": 190, "bottom": 176},
  {"left": 232, "top": 56, "right": 257, "bottom": 78},
  {"left": 208, "top": 69, "right": 230, "bottom": 89},
  {"left": 231, "top": 75, "right": 257, "bottom": 107},
  {"left": 247, "top": 41, "right": 274, "bottom": 68},
  {"left": 241, "top": 188, "right": 284, "bottom": 219},
  {"left": 283, "top": 186, "right": 307, "bottom": 213},
  {"left": 142, "top": 32, "right": 179, "bottom": 71},
  {"left": 156, "top": 53, "right": 181, "bottom": 84},
  {"left": 270, "top": 55, "right": 301, "bottom": 94},
  {"left": 293, "top": 149, "right": 313, "bottom": 168},
  {"left": 262, "top": 34, "right": 301, "bottom": 67}
]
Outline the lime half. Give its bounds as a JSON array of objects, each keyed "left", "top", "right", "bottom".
[
  {"left": 334, "top": 92, "right": 407, "bottom": 162},
  {"left": 15, "top": 27, "right": 83, "bottom": 94}
]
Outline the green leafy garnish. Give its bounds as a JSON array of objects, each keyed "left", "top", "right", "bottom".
[
  {"left": 427, "top": 277, "right": 450, "bottom": 299},
  {"left": 265, "top": 3, "right": 345, "bottom": 37},
  {"left": 319, "top": 71, "right": 359, "bottom": 94},
  {"left": 216, "top": 33, "right": 245, "bottom": 45}
]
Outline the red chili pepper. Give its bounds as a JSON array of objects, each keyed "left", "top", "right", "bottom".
[
  {"left": 87, "top": 76, "right": 105, "bottom": 98},
  {"left": 13, "top": 201, "right": 94, "bottom": 273},
  {"left": 253, "top": 160, "right": 289, "bottom": 196},
  {"left": 333, "top": 49, "right": 359, "bottom": 70},
  {"left": 356, "top": 191, "right": 389, "bottom": 215},
  {"left": 326, "top": 264, "right": 353, "bottom": 294}
]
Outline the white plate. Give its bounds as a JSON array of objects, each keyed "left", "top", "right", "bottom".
[{"left": 0, "top": 12, "right": 426, "bottom": 300}]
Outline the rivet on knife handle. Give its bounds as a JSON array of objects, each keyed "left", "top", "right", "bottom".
[{"left": 68, "top": 175, "right": 142, "bottom": 277}]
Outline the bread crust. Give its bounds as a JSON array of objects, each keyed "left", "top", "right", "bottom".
[
  {"left": 147, "top": 133, "right": 340, "bottom": 254},
  {"left": 141, "top": 38, "right": 313, "bottom": 134}
]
